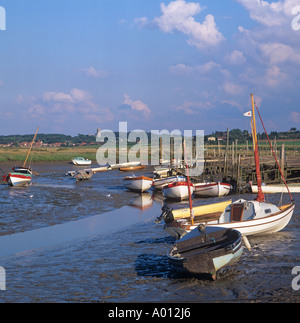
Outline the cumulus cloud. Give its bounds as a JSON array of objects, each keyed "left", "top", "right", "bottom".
[
  {"left": 80, "top": 66, "right": 108, "bottom": 78},
  {"left": 22, "top": 88, "right": 114, "bottom": 125},
  {"left": 122, "top": 94, "right": 151, "bottom": 116},
  {"left": 259, "top": 42, "right": 300, "bottom": 64},
  {"left": 236, "top": 0, "right": 298, "bottom": 26},
  {"left": 222, "top": 81, "right": 245, "bottom": 95},
  {"left": 265, "top": 65, "right": 287, "bottom": 86},
  {"left": 225, "top": 50, "right": 247, "bottom": 65},
  {"left": 42, "top": 88, "right": 92, "bottom": 104},
  {"left": 169, "top": 61, "right": 221, "bottom": 74},
  {"left": 290, "top": 111, "right": 300, "bottom": 123},
  {"left": 137, "top": 0, "right": 224, "bottom": 48},
  {"left": 176, "top": 100, "right": 214, "bottom": 115}
]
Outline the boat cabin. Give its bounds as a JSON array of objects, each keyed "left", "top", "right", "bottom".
[
  {"left": 218, "top": 199, "right": 280, "bottom": 223},
  {"left": 12, "top": 166, "right": 32, "bottom": 175}
]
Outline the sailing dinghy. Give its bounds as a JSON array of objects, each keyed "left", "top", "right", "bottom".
[{"left": 3, "top": 127, "right": 39, "bottom": 187}]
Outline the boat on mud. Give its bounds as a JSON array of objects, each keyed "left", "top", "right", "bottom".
[{"left": 168, "top": 225, "right": 243, "bottom": 280}]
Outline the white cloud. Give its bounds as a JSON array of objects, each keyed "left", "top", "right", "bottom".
[
  {"left": 169, "top": 61, "right": 221, "bottom": 74},
  {"left": 139, "top": 0, "right": 224, "bottom": 48},
  {"left": 259, "top": 42, "right": 300, "bottom": 64},
  {"left": 123, "top": 94, "right": 151, "bottom": 116},
  {"left": 290, "top": 111, "right": 300, "bottom": 123},
  {"left": 265, "top": 65, "right": 287, "bottom": 86},
  {"left": 43, "top": 91, "right": 74, "bottom": 103},
  {"left": 222, "top": 81, "right": 245, "bottom": 95},
  {"left": 80, "top": 66, "right": 108, "bottom": 78},
  {"left": 176, "top": 100, "right": 214, "bottom": 115},
  {"left": 236, "top": 0, "right": 298, "bottom": 26},
  {"left": 42, "top": 88, "right": 92, "bottom": 104},
  {"left": 28, "top": 104, "right": 46, "bottom": 117},
  {"left": 225, "top": 50, "right": 247, "bottom": 65}
]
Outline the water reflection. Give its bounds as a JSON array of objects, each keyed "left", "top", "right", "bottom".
[{"left": 0, "top": 194, "right": 162, "bottom": 259}]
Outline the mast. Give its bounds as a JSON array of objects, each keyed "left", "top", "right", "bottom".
[
  {"left": 251, "top": 94, "right": 265, "bottom": 202},
  {"left": 183, "top": 140, "right": 194, "bottom": 225},
  {"left": 23, "top": 126, "right": 39, "bottom": 168}
]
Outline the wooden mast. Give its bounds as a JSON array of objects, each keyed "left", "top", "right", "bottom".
[
  {"left": 251, "top": 94, "right": 265, "bottom": 202},
  {"left": 183, "top": 140, "right": 194, "bottom": 225},
  {"left": 23, "top": 126, "right": 39, "bottom": 168}
]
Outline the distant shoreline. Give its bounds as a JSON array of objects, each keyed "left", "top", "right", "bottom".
[{"left": 0, "top": 146, "right": 98, "bottom": 162}]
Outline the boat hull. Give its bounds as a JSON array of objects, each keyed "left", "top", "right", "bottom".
[
  {"left": 153, "top": 175, "right": 186, "bottom": 191},
  {"left": 7, "top": 173, "right": 32, "bottom": 187},
  {"left": 124, "top": 176, "right": 153, "bottom": 193},
  {"left": 194, "top": 182, "right": 232, "bottom": 197},
  {"left": 164, "top": 202, "right": 295, "bottom": 239},
  {"left": 250, "top": 183, "right": 300, "bottom": 194},
  {"left": 162, "top": 182, "right": 194, "bottom": 201},
  {"left": 168, "top": 227, "right": 243, "bottom": 279},
  {"left": 72, "top": 158, "right": 92, "bottom": 166}
]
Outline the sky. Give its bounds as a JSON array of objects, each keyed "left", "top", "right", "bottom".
[{"left": 0, "top": 0, "right": 300, "bottom": 136}]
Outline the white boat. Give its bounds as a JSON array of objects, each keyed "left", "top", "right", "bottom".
[
  {"left": 3, "top": 127, "right": 38, "bottom": 187},
  {"left": 156, "top": 94, "right": 295, "bottom": 239},
  {"left": 123, "top": 175, "right": 153, "bottom": 193},
  {"left": 157, "top": 199, "right": 295, "bottom": 239},
  {"left": 153, "top": 175, "right": 186, "bottom": 191},
  {"left": 5, "top": 166, "right": 33, "bottom": 187},
  {"left": 110, "top": 161, "right": 141, "bottom": 170},
  {"left": 71, "top": 157, "right": 92, "bottom": 166},
  {"left": 162, "top": 181, "right": 194, "bottom": 201},
  {"left": 250, "top": 182, "right": 300, "bottom": 194},
  {"left": 194, "top": 182, "right": 232, "bottom": 197}
]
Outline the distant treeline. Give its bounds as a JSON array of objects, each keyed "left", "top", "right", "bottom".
[
  {"left": 0, "top": 133, "right": 96, "bottom": 146},
  {"left": 0, "top": 128, "right": 299, "bottom": 146}
]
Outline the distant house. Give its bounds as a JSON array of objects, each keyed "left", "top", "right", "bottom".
[{"left": 208, "top": 137, "right": 216, "bottom": 142}]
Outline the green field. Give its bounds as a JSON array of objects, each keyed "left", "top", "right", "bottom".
[{"left": 0, "top": 146, "right": 99, "bottom": 162}]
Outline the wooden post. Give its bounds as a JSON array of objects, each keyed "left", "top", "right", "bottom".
[
  {"left": 280, "top": 143, "right": 285, "bottom": 182},
  {"left": 224, "top": 128, "right": 229, "bottom": 179},
  {"left": 159, "top": 137, "right": 162, "bottom": 166},
  {"left": 237, "top": 154, "right": 241, "bottom": 193}
]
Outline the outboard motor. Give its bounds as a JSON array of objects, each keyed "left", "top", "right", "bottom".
[{"left": 155, "top": 205, "right": 174, "bottom": 224}]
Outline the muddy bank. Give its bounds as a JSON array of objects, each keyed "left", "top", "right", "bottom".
[{"left": 0, "top": 163, "right": 299, "bottom": 303}]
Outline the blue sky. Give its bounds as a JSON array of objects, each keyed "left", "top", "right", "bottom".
[{"left": 0, "top": 0, "right": 300, "bottom": 135}]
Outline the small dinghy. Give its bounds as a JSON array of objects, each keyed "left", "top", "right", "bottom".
[
  {"left": 73, "top": 169, "right": 93, "bottom": 181},
  {"left": 168, "top": 225, "right": 243, "bottom": 280}
]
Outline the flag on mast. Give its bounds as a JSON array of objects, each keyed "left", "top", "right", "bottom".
[{"left": 244, "top": 111, "right": 252, "bottom": 117}]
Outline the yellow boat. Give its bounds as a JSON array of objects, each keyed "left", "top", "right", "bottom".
[{"left": 170, "top": 200, "right": 232, "bottom": 220}]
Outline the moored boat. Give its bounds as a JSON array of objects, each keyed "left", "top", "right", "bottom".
[
  {"left": 153, "top": 175, "right": 186, "bottom": 191},
  {"left": 168, "top": 226, "right": 243, "bottom": 280},
  {"left": 194, "top": 182, "right": 232, "bottom": 197},
  {"left": 71, "top": 157, "right": 92, "bottom": 166},
  {"left": 156, "top": 199, "right": 295, "bottom": 239},
  {"left": 162, "top": 181, "right": 194, "bottom": 201},
  {"left": 123, "top": 175, "right": 153, "bottom": 193},
  {"left": 5, "top": 166, "right": 33, "bottom": 187},
  {"left": 250, "top": 182, "right": 300, "bottom": 194},
  {"left": 73, "top": 169, "right": 93, "bottom": 181},
  {"left": 3, "top": 127, "right": 39, "bottom": 188},
  {"left": 119, "top": 165, "right": 146, "bottom": 172}
]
